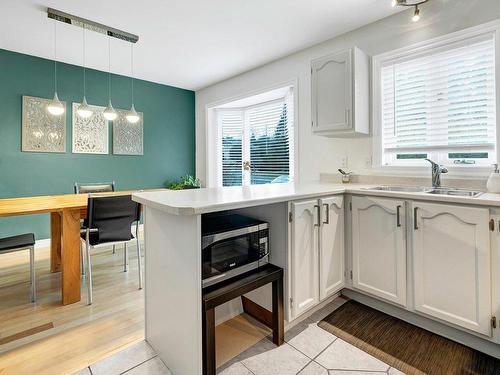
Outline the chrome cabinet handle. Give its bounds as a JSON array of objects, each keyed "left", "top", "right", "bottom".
[
  {"left": 345, "top": 108, "right": 350, "bottom": 125},
  {"left": 414, "top": 207, "right": 419, "bottom": 230},
  {"left": 314, "top": 205, "right": 321, "bottom": 227},
  {"left": 323, "top": 203, "right": 330, "bottom": 225},
  {"left": 396, "top": 205, "right": 402, "bottom": 227}
]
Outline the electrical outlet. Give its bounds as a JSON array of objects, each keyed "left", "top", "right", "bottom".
[
  {"left": 341, "top": 156, "right": 348, "bottom": 168},
  {"left": 365, "top": 156, "right": 372, "bottom": 168}
]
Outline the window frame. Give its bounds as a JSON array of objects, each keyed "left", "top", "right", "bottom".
[
  {"left": 205, "top": 80, "right": 298, "bottom": 188},
  {"left": 372, "top": 20, "right": 500, "bottom": 177}
]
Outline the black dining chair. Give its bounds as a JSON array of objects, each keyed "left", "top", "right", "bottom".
[
  {"left": 81, "top": 195, "right": 142, "bottom": 305},
  {"left": 0, "top": 233, "right": 36, "bottom": 302},
  {"left": 74, "top": 181, "right": 119, "bottom": 275}
]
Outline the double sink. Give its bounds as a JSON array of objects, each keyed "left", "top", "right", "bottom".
[{"left": 365, "top": 185, "right": 483, "bottom": 198}]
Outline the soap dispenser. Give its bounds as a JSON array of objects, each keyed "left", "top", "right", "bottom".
[{"left": 487, "top": 164, "right": 500, "bottom": 193}]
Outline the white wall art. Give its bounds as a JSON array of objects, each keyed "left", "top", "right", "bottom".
[
  {"left": 72, "top": 103, "right": 109, "bottom": 154},
  {"left": 22, "top": 95, "right": 66, "bottom": 153},
  {"left": 113, "top": 109, "right": 144, "bottom": 155}
]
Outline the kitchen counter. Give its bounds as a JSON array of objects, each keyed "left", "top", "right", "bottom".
[{"left": 132, "top": 182, "right": 500, "bottom": 215}]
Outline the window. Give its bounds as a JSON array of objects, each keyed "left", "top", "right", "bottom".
[
  {"left": 373, "top": 26, "right": 497, "bottom": 170},
  {"left": 216, "top": 87, "right": 294, "bottom": 187}
]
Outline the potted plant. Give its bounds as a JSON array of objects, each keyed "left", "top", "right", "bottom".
[{"left": 166, "top": 174, "right": 201, "bottom": 190}]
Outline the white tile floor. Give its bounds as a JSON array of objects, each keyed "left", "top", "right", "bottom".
[{"left": 74, "top": 297, "right": 406, "bottom": 375}]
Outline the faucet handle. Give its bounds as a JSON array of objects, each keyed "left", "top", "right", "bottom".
[{"left": 441, "top": 166, "right": 448, "bottom": 173}]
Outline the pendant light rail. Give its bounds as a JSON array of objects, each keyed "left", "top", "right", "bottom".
[{"left": 47, "top": 7, "right": 139, "bottom": 44}]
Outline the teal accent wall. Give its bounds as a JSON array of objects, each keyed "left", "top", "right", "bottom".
[{"left": 0, "top": 48, "right": 195, "bottom": 240}]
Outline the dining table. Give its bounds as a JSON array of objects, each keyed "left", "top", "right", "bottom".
[{"left": 0, "top": 189, "right": 164, "bottom": 305}]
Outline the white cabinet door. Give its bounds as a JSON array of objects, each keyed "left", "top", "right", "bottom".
[
  {"left": 311, "top": 49, "right": 352, "bottom": 133},
  {"left": 491, "top": 214, "right": 500, "bottom": 343},
  {"left": 351, "top": 196, "right": 407, "bottom": 306},
  {"left": 412, "top": 202, "right": 491, "bottom": 336},
  {"left": 319, "top": 196, "right": 345, "bottom": 300},
  {"left": 290, "top": 200, "right": 320, "bottom": 318}
]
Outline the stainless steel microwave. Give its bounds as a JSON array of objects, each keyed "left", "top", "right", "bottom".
[{"left": 201, "top": 213, "right": 269, "bottom": 287}]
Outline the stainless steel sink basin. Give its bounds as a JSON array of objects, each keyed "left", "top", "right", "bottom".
[
  {"left": 365, "top": 186, "right": 430, "bottom": 193},
  {"left": 364, "top": 186, "right": 483, "bottom": 197},
  {"left": 426, "top": 188, "right": 483, "bottom": 197}
]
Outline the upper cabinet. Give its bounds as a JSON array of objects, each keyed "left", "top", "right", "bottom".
[{"left": 311, "top": 47, "right": 369, "bottom": 137}]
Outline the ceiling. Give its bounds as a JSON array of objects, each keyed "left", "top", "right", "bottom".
[{"left": 0, "top": 0, "right": 401, "bottom": 90}]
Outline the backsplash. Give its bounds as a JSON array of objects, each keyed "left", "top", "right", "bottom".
[{"left": 320, "top": 173, "right": 488, "bottom": 191}]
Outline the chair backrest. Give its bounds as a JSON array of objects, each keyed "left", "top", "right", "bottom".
[
  {"left": 87, "top": 195, "right": 141, "bottom": 245},
  {"left": 75, "top": 181, "right": 115, "bottom": 194}
]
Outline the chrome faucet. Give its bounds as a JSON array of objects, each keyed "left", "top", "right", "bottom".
[{"left": 425, "top": 158, "right": 448, "bottom": 188}]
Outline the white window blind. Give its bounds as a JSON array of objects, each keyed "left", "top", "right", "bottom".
[
  {"left": 219, "top": 89, "right": 294, "bottom": 187},
  {"left": 380, "top": 33, "right": 496, "bottom": 166},
  {"left": 220, "top": 112, "right": 243, "bottom": 186},
  {"left": 248, "top": 100, "right": 291, "bottom": 184}
]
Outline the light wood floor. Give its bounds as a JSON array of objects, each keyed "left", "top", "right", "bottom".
[
  {"left": 0, "top": 242, "right": 272, "bottom": 374},
  {"left": 0, "top": 243, "right": 145, "bottom": 375}
]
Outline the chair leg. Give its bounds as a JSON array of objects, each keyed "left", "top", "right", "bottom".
[
  {"left": 124, "top": 243, "right": 128, "bottom": 272},
  {"left": 86, "top": 242, "right": 93, "bottom": 305},
  {"left": 29, "top": 246, "right": 36, "bottom": 303},
  {"left": 80, "top": 242, "right": 86, "bottom": 277},
  {"left": 137, "top": 238, "right": 143, "bottom": 290},
  {"left": 112, "top": 244, "right": 116, "bottom": 254}
]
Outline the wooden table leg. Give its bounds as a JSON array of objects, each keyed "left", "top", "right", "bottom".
[
  {"left": 50, "top": 212, "right": 62, "bottom": 273},
  {"left": 61, "top": 209, "right": 81, "bottom": 305},
  {"left": 203, "top": 305, "right": 216, "bottom": 375},
  {"left": 272, "top": 275, "right": 284, "bottom": 346}
]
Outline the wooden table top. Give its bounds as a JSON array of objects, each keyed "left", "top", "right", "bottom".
[{"left": 0, "top": 189, "right": 165, "bottom": 217}]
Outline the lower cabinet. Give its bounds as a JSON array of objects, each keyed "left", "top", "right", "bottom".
[
  {"left": 351, "top": 196, "right": 407, "bottom": 306},
  {"left": 491, "top": 213, "right": 500, "bottom": 344},
  {"left": 412, "top": 202, "right": 492, "bottom": 336},
  {"left": 290, "top": 196, "right": 344, "bottom": 319}
]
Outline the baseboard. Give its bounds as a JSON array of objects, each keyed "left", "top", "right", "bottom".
[{"left": 34, "top": 224, "right": 144, "bottom": 249}]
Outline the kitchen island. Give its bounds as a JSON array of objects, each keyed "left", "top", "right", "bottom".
[{"left": 133, "top": 182, "right": 500, "bottom": 374}]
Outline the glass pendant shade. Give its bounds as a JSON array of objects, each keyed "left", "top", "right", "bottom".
[
  {"left": 126, "top": 104, "right": 140, "bottom": 123},
  {"left": 103, "top": 100, "right": 118, "bottom": 121},
  {"left": 77, "top": 96, "right": 93, "bottom": 118},
  {"left": 47, "top": 92, "right": 65, "bottom": 116}
]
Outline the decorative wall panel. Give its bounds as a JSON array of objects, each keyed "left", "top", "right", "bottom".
[
  {"left": 113, "top": 109, "right": 144, "bottom": 155},
  {"left": 72, "top": 103, "right": 109, "bottom": 154},
  {"left": 22, "top": 95, "right": 66, "bottom": 153}
]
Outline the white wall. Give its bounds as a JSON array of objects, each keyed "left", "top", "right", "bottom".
[{"left": 196, "top": 0, "right": 500, "bottom": 185}]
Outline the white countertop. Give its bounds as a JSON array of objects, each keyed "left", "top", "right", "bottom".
[{"left": 132, "top": 182, "right": 500, "bottom": 215}]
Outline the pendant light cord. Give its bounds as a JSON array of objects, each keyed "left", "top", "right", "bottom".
[
  {"left": 131, "top": 43, "right": 134, "bottom": 106},
  {"left": 82, "top": 26, "right": 86, "bottom": 97},
  {"left": 53, "top": 19, "right": 57, "bottom": 93},
  {"left": 108, "top": 36, "right": 112, "bottom": 101}
]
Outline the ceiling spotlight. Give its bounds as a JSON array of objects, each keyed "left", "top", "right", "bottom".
[
  {"left": 412, "top": 6, "right": 421, "bottom": 22},
  {"left": 391, "top": 0, "right": 428, "bottom": 22}
]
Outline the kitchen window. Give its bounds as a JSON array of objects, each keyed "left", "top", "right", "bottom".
[
  {"left": 372, "top": 24, "right": 498, "bottom": 171},
  {"left": 215, "top": 87, "right": 294, "bottom": 187}
]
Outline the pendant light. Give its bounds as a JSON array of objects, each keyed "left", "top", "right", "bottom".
[
  {"left": 47, "top": 19, "right": 65, "bottom": 116},
  {"left": 103, "top": 36, "right": 117, "bottom": 121},
  {"left": 77, "top": 26, "right": 93, "bottom": 118},
  {"left": 126, "top": 43, "right": 140, "bottom": 124}
]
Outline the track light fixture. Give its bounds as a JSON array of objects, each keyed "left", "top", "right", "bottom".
[{"left": 391, "top": 0, "right": 429, "bottom": 22}]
